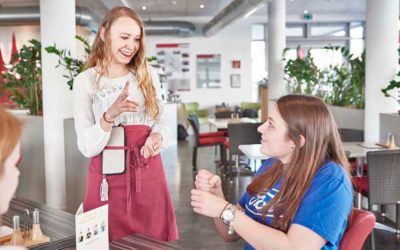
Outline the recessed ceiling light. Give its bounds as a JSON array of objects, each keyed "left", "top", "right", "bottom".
[
  {"left": 171, "top": 0, "right": 177, "bottom": 5},
  {"left": 142, "top": 6, "right": 147, "bottom": 10},
  {"left": 200, "top": 4, "right": 205, "bottom": 9}
]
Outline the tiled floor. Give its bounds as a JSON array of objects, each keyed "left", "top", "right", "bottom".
[{"left": 162, "top": 136, "right": 400, "bottom": 250}]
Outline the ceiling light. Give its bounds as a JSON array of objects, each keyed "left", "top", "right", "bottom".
[
  {"left": 200, "top": 4, "right": 205, "bottom": 9},
  {"left": 142, "top": 6, "right": 147, "bottom": 10},
  {"left": 171, "top": 0, "right": 177, "bottom": 5},
  {"left": 303, "top": 10, "right": 308, "bottom": 14}
]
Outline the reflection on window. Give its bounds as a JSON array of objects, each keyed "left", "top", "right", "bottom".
[
  {"left": 310, "top": 24, "right": 346, "bottom": 37},
  {"left": 286, "top": 26, "right": 304, "bottom": 37},
  {"left": 196, "top": 54, "right": 221, "bottom": 89}
]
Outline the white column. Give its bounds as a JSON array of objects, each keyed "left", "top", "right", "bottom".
[
  {"left": 268, "top": 0, "right": 286, "bottom": 107},
  {"left": 40, "top": 0, "right": 76, "bottom": 209},
  {"left": 365, "top": 0, "right": 399, "bottom": 143}
]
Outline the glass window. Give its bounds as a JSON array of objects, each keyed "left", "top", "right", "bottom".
[
  {"left": 251, "top": 41, "right": 266, "bottom": 83},
  {"left": 286, "top": 26, "right": 304, "bottom": 37},
  {"left": 350, "top": 22, "right": 364, "bottom": 39},
  {"left": 310, "top": 24, "right": 346, "bottom": 37},
  {"left": 196, "top": 54, "right": 221, "bottom": 88},
  {"left": 251, "top": 24, "right": 265, "bottom": 40}
]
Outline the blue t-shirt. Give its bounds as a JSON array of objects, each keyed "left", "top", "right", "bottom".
[{"left": 239, "top": 158, "right": 353, "bottom": 250}]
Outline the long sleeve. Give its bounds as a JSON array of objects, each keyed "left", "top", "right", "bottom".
[
  {"left": 149, "top": 67, "right": 172, "bottom": 148},
  {"left": 73, "top": 72, "right": 111, "bottom": 158}
]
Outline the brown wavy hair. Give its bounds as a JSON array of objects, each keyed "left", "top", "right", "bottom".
[
  {"left": 0, "top": 109, "right": 22, "bottom": 176},
  {"left": 85, "top": 7, "right": 160, "bottom": 119},
  {"left": 247, "top": 95, "right": 351, "bottom": 232}
]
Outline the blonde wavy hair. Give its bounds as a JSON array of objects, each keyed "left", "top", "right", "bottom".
[{"left": 85, "top": 7, "right": 160, "bottom": 119}]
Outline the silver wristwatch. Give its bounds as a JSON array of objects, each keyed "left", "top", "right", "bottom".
[{"left": 220, "top": 204, "right": 237, "bottom": 235}]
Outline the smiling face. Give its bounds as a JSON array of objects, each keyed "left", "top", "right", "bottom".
[
  {"left": 257, "top": 105, "right": 295, "bottom": 164},
  {"left": 0, "top": 141, "right": 21, "bottom": 214},
  {"left": 102, "top": 16, "right": 142, "bottom": 67}
]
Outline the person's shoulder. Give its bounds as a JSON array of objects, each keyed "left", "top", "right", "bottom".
[
  {"left": 255, "top": 158, "right": 276, "bottom": 176},
  {"left": 317, "top": 161, "right": 348, "bottom": 178},
  {"left": 76, "top": 67, "right": 95, "bottom": 81},
  {"left": 314, "top": 160, "right": 352, "bottom": 189},
  {"left": 74, "top": 68, "right": 95, "bottom": 91}
]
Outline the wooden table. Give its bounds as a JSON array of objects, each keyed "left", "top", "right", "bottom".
[{"left": 2, "top": 198, "right": 183, "bottom": 250}]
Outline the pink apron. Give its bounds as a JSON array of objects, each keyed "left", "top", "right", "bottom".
[{"left": 83, "top": 125, "right": 179, "bottom": 242}]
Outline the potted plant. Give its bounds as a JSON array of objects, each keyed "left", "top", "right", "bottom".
[
  {"left": 381, "top": 48, "right": 400, "bottom": 110},
  {"left": 283, "top": 46, "right": 365, "bottom": 109},
  {"left": 0, "top": 39, "right": 42, "bottom": 115}
]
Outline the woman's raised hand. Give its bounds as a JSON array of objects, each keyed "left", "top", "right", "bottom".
[{"left": 104, "top": 81, "right": 139, "bottom": 122}]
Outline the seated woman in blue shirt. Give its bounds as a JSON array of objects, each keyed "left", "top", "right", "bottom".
[{"left": 191, "top": 94, "right": 353, "bottom": 250}]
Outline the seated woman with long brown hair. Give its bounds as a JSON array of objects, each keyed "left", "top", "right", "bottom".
[{"left": 191, "top": 95, "right": 352, "bottom": 250}]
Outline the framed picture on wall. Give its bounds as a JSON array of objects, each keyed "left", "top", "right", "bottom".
[{"left": 230, "top": 74, "right": 241, "bottom": 88}]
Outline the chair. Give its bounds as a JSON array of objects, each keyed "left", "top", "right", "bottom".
[
  {"left": 339, "top": 128, "right": 367, "bottom": 174},
  {"left": 183, "top": 102, "right": 209, "bottom": 127},
  {"left": 187, "top": 114, "right": 227, "bottom": 177},
  {"left": 226, "top": 123, "right": 262, "bottom": 174},
  {"left": 339, "top": 208, "right": 376, "bottom": 250},
  {"left": 353, "top": 150, "right": 400, "bottom": 249},
  {"left": 338, "top": 128, "right": 364, "bottom": 142}
]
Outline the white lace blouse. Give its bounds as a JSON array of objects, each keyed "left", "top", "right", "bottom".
[{"left": 73, "top": 67, "right": 171, "bottom": 158}]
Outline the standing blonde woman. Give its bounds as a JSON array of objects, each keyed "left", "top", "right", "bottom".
[
  {"left": 73, "top": 7, "right": 178, "bottom": 241},
  {"left": 192, "top": 95, "right": 352, "bottom": 250}
]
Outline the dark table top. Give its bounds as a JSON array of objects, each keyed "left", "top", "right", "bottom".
[{"left": 3, "top": 198, "right": 182, "bottom": 250}]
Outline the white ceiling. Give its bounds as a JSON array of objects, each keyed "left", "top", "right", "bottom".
[
  {"left": 100, "top": 0, "right": 366, "bottom": 18},
  {"left": 0, "top": 0, "right": 367, "bottom": 19}
]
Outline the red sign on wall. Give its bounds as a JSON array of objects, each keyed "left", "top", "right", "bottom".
[{"left": 232, "top": 60, "right": 241, "bottom": 69}]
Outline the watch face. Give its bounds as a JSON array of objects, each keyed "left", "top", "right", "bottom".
[{"left": 222, "top": 210, "right": 234, "bottom": 221}]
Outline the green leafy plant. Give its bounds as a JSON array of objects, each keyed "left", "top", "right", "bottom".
[
  {"left": 381, "top": 48, "right": 400, "bottom": 104},
  {"left": 324, "top": 46, "right": 365, "bottom": 109},
  {"left": 283, "top": 46, "right": 365, "bottom": 109},
  {"left": 0, "top": 39, "right": 42, "bottom": 115},
  {"left": 283, "top": 47, "right": 324, "bottom": 97},
  {"left": 45, "top": 35, "right": 90, "bottom": 90}
]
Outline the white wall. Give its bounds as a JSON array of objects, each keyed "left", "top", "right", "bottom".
[{"left": 146, "top": 20, "right": 254, "bottom": 112}]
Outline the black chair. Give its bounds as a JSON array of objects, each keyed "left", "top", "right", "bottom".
[
  {"left": 226, "top": 123, "right": 262, "bottom": 175},
  {"left": 338, "top": 128, "right": 364, "bottom": 142},
  {"left": 187, "top": 114, "right": 227, "bottom": 177},
  {"left": 353, "top": 150, "right": 400, "bottom": 249}
]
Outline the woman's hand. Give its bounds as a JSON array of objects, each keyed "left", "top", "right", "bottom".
[
  {"left": 195, "top": 169, "right": 223, "bottom": 198},
  {"left": 104, "top": 81, "right": 139, "bottom": 122},
  {"left": 191, "top": 189, "right": 227, "bottom": 218},
  {"left": 140, "top": 132, "right": 162, "bottom": 158}
]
